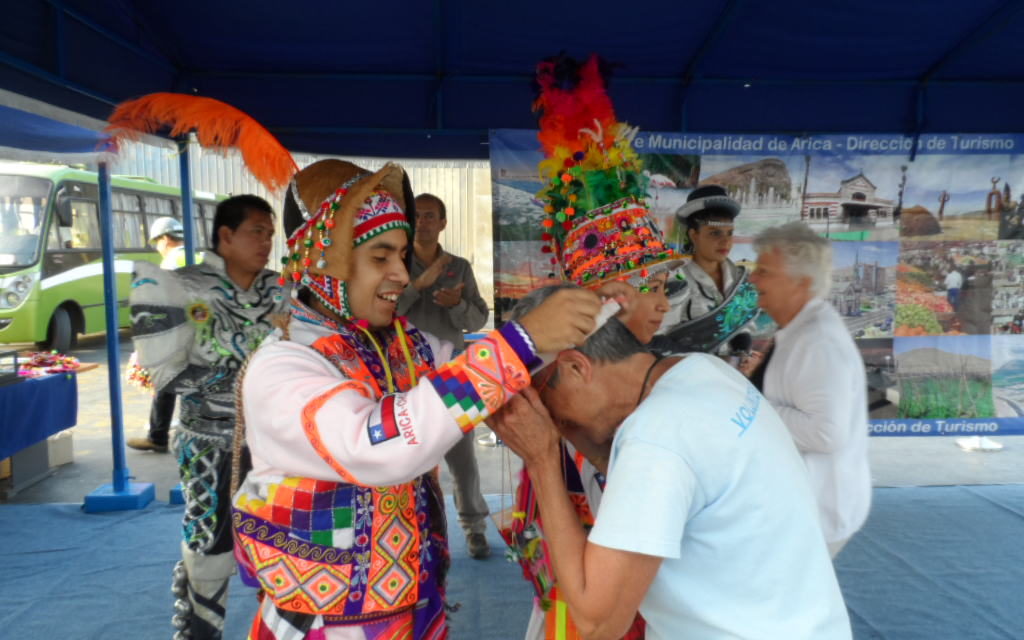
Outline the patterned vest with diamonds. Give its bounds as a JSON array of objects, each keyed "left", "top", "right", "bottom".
[{"left": 232, "top": 319, "right": 448, "bottom": 632}]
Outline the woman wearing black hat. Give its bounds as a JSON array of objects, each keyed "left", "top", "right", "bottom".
[{"left": 650, "top": 185, "right": 761, "bottom": 359}]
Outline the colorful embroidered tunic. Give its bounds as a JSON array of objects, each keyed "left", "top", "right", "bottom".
[{"left": 233, "top": 303, "right": 537, "bottom": 639}]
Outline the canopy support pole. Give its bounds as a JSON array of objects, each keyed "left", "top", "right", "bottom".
[
  {"left": 167, "top": 138, "right": 195, "bottom": 504},
  {"left": 179, "top": 138, "right": 196, "bottom": 266},
  {"left": 83, "top": 162, "right": 155, "bottom": 513}
]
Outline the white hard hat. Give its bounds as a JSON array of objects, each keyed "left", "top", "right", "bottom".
[{"left": 148, "top": 217, "right": 184, "bottom": 244}]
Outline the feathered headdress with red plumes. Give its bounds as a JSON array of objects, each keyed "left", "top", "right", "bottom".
[
  {"left": 533, "top": 54, "right": 680, "bottom": 289},
  {"left": 106, "top": 93, "right": 298, "bottom": 192},
  {"left": 533, "top": 55, "right": 618, "bottom": 161}
]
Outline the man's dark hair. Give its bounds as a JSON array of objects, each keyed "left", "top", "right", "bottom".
[
  {"left": 211, "top": 195, "right": 274, "bottom": 251},
  {"left": 415, "top": 193, "right": 446, "bottom": 220},
  {"left": 509, "top": 283, "right": 647, "bottom": 387}
]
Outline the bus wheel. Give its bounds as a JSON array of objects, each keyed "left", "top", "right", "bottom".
[{"left": 45, "top": 307, "right": 76, "bottom": 354}]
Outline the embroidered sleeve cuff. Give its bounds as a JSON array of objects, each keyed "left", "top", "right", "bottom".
[
  {"left": 498, "top": 321, "right": 542, "bottom": 371},
  {"left": 426, "top": 329, "right": 532, "bottom": 433}
]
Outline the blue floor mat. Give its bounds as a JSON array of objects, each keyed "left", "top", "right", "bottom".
[
  {"left": 1, "top": 487, "right": 1022, "bottom": 639},
  {"left": 834, "top": 485, "right": 1024, "bottom": 640}
]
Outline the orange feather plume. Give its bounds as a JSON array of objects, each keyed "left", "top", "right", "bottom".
[
  {"left": 533, "top": 55, "right": 618, "bottom": 157},
  {"left": 106, "top": 93, "right": 298, "bottom": 192}
]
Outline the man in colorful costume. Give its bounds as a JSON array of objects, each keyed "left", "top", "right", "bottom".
[
  {"left": 130, "top": 195, "right": 287, "bottom": 639},
  {"left": 231, "top": 159, "right": 602, "bottom": 640},
  {"left": 500, "top": 53, "right": 686, "bottom": 640}
]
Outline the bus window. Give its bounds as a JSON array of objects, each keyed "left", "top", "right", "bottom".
[
  {"left": 56, "top": 200, "right": 102, "bottom": 250},
  {"left": 192, "top": 202, "right": 209, "bottom": 248},
  {"left": 143, "top": 196, "right": 174, "bottom": 218},
  {"left": 0, "top": 175, "right": 50, "bottom": 267},
  {"left": 47, "top": 221, "right": 62, "bottom": 251},
  {"left": 113, "top": 191, "right": 145, "bottom": 248},
  {"left": 114, "top": 192, "right": 141, "bottom": 211}
]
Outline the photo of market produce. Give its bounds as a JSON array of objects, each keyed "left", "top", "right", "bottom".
[
  {"left": 894, "top": 335, "right": 994, "bottom": 419},
  {"left": 896, "top": 241, "right": 996, "bottom": 336}
]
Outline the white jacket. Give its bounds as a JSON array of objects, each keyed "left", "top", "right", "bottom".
[{"left": 763, "top": 298, "right": 872, "bottom": 545}]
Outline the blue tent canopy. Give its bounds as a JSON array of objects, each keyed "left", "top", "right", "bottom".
[
  {"left": 0, "top": 104, "right": 110, "bottom": 159},
  {"left": 4, "top": 0, "right": 1024, "bottom": 158}
]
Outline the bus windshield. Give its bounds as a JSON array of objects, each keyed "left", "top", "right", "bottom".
[{"left": 0, "top": 175, "right": 51, "bottom": 267}]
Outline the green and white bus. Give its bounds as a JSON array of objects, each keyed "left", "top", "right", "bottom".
[{"left": 0, "top": 162, "right": 220, "bottom": 352}]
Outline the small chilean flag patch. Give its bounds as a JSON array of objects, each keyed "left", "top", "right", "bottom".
[{"left": 367, "top": 394, "right": 401, "bottom": 445}]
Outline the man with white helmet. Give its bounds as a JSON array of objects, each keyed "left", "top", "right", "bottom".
[
  {"left": 127, "top": 216, "right": 200, "bottom": 452},
  {"left": 148, "top": 216, "right": 188, "bottom": 268}
]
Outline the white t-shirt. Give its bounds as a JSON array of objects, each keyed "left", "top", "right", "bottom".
[{"left": 589, "top": 354, "right": 851, "bottom": 640}]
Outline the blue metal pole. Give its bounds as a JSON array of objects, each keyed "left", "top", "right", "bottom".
[
  {"left": 84, "top": 164, "right": 154, "bottom": 512},
  {"left": 97, "top": 162, "right": 130, "bottom": 492},
  {"left": 178, "top": 139, "right": 196, "bottom": 266}
]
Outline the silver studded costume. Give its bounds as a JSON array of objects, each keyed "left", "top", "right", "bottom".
[
  {"left": 654, "top": 258, "right": 760, "bottom": 355},
  {"left": 131, "top": 251, "right": 286, "bottom": 640}
]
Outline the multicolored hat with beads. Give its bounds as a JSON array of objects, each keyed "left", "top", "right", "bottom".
[
  {"left": 534, "top": 53, "right": 685, "bottom": 290},
  {"left": 280, "top": 159, "right": 414, "bottom": 318}
]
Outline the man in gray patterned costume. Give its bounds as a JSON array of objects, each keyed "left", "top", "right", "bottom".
[{"left": 131, "top": 195, "right": 287, "bottom": 640}]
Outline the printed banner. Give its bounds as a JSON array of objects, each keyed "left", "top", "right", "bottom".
[{"left": 490, "top": 129, "right": 1024, "bottom": 436}]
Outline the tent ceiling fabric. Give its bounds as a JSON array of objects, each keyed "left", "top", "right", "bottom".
[{"left": 4, "top": 0, "right": 1024, "bottom": 159}]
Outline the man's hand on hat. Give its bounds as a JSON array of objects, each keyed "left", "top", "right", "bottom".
[
  {"left": 414, "top": 254, "right": 452, "bottom": 291},
  {"left": 518, "top": 288, "right": 601, "bottom": 353},
  {"left": 434, "top": 283, "right": 464, "bottom": 308}
]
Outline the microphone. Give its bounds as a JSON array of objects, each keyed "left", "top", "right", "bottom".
[{"left": 727, "top": 333, "right": 752, "bottom": 368}]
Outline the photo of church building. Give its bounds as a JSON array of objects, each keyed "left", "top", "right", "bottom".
[{"left": 803, "top": 172, "right": 895, "bottom": 227}]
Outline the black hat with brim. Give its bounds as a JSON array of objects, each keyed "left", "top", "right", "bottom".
[{"left": 676, "top": 184, "right": 741, "bottom": 222}]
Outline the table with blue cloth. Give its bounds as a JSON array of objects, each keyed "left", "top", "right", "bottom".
[{"left": 0, "top": 373, "right": 78, "bottom": 497}]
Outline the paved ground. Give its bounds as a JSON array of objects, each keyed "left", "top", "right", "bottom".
[{"left": 4, "top": 331, "right": 1022, "bottom": 506}]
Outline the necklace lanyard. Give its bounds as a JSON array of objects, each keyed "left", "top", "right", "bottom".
[
  {"left": 637, "top": 354, "right": 666, "bottom": 405},
  {"left": 354, "top": 318, "right": 419, "bottom": 394}
]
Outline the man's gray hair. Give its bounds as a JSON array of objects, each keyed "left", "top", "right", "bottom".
[
  {"left": 753, "top": 222, "right": 833, "bottom": 298},
  {"left": 508, "top": 283, "right": 646, "bottom": 365}
]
